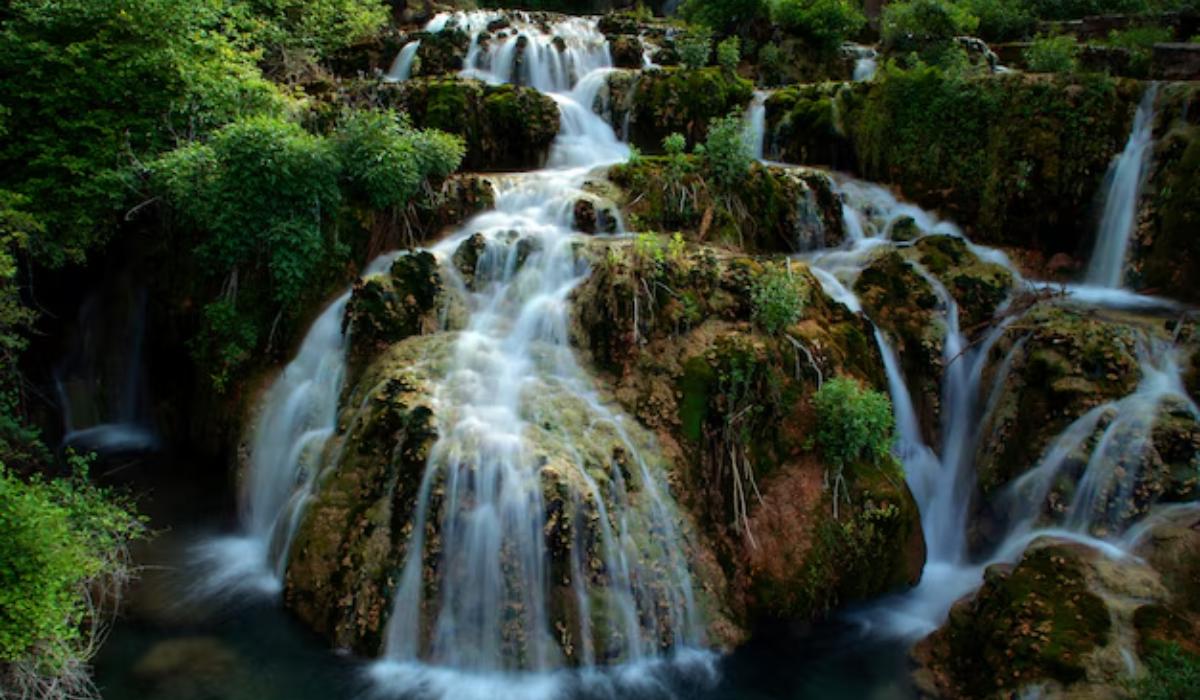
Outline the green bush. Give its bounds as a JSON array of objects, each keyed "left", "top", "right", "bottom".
[
  {"left": 1024, "top": 34, "right": 1080, "bottom": 73},
  {"left": 334, "top": 110, "right": 464, "bottom": 210},
  {"left": 697, "top": 112, "right": 754, "bottom": 188},
  {"left": 751, "top": 265, "right": 808, "bottom": 333},
  {"left": 1127, "top": 643, "right": 1200, "bottom": 700},
  {"left": 717, "top": 36, "right": 741, "bottom": 71},
  {"left": 677, "top": 26, "right": 714, "bottom": 69},
  {"left": 812, "top": 376, "right": 895, "bottom": 471},
  {"left": 957, "top": 0, "right": 1037, "bottom": 42},
  {"left": 881, "top": 0, "right": 979, "bottom": 65},
  {"left": 1101, "top": 26, "right": 1174, "bottom": 76},
  {"left": 679, "top": 0, "right": 767, "bottom": 31},
  {"left": 769, "top": 0, "right": 868, "bottom": 52},
  {"left": 0, "top": 461, "right": 145, "bottom": 676}
]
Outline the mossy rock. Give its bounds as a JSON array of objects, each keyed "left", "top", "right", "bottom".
[
  {"left": 609, "top": 35, "right": 643, "bottom": 69},
  {"left": 974, "top": 304, "right": 1147, "bottom": 500},
  {"left": 369, "top": 77, "right": 559, "bottom": 171},
  {"left": 854, "top": 250, "right": 944, "bottom": 440},
  {"left": 608, "top": 159, "right": 843, "bottom": 254},
  {"left": 915, "top": 544, "right": 1112, "bottom": 698},
  {"left": 326, "top": 28, "right": 411, "bottom": 77},
  {"left": 908, "top": 235, "right": 1014, "bottom": 332},
  {"left": 411, "top": 28, "right": 471, "bottom": 77},
  {"left": 344, "top": 251, "right": 443, "bottom": 382},
  {"left": 608, "top": 67, "right": 754, "bottom": 153},
  {"left": 1129, "top": 82, "right": 1200, "bottom": 304},
  {"left": 765, "top": 82, "right": 865, "bottom": 170}
]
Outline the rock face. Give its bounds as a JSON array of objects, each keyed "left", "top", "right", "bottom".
[
  {"left": 607, "top": 159, "right": 844, "bottom": 254},
  {"left": 604, "top": 67, "right": 754, "bottom": 152},
  {"left": 366, "top": 77, "right": 560, "bottom": 171},
  {"left": 570, "top": 239, "right": 925, "bottom": 625},
  {"left": 765, "top": 73, "right": 1144, "bottom": 259},
  {"left": 1130, "top": 82, "right": 1200, "bottom": 305}
]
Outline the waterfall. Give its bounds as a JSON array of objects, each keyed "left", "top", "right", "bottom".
[
  {"left": 843, "top": 44, "right": 878, "bottom": 82},
  {"left": 366, "top": 13, "right": 703, "bottom": 692},
  {"left": 1085, "top": 84, "right": 1159, "bottom": 288},
  {"left": 745, "top": 90, "right": 769, "bottom": 161},
  {"left": 56, "top": 286, "right": 159, "bottom": 455},
  {"left": 193, "top": 254, "right": 398, "bottom": 597},
  {"left": 385, "top": 40, "right": 421, "bottom": 82}
]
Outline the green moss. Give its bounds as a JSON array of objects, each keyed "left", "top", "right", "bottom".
[
  {"left": 932, "top": 545, "right": 1112, "bottom": 696},
  {"left": 679, "top": 356, "right": 716, "bottom": 443},
  {"left": 621, "top": 67, "right": 754, "bottom": 152},
  {"left": 345, "top": 251, "right": 442, "bottom": 380},
  {"left": 911, "top": 235, "right": 1013, "bottom": 330}
]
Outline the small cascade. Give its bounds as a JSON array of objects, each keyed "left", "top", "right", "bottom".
[
  {"left": 193, "top": 254, "right": 398, "bottom": 596},
  {"left": 56, "top": 286, "right": 159, "bottom": 455},
  {"left": 1085, "top": 84, "right": 1159, "bottom": 288},
  {"left": 385, "top": 40, "right": 421, "bottom": 82},
  {"left": 745, "top": 90, "right": 769, "bottom": 161},
  {"left": 843, "top": 44, "right": 878, "bottom": 82}
]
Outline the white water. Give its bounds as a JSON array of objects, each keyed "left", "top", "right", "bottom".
[
  {"left": 364, "top": 13, "right": 705, "bottom": 696},
  {"left": 386, "top": 40, "right": 421, "bottom": 82},
  {"left": 193, "top": 254, "right": 398, "bottom": 597},
  {"left": 844, "top": 44, "right": 878, "bottom": 82},
  {"left": 745, "top": 90, "right": 769, "bottom": 161},
  {"left": 1085, "top": 84, "right": 1159, "bottom": 288}
]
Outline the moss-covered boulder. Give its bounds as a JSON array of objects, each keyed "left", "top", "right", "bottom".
[
  {"left": 765, "top": 82, "right": 865, "bottom": 170},
  {"left": 410, "top": 28, "right": 471, "bottom": 77},
  {"left": 344, "top": 252, "right": 444, "bottom": 382},
  {"left": 1130, "top": 82, "right": 1200, "bottom": 304},
  {"left": 367, "top": 77, "right": 559, "bottom": 171},
  {"left": 570, "top": 239, "right": 924, "bottom": 626},
  {"left": 607, "top": 160, "right": 843, "bottom": 254},
  {"left": 605, "top": 67, "right": 754, "bottom": 153},
  {"left": 975, "top": 305, "right": 1149, "bottom": 500},
  {"left": 909, "top": 235, "right": 1014, "bottom": 332}
]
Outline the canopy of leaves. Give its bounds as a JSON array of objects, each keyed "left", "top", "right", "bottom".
[
  {"left": 812, "top": 376, "right": 895, "bottom": 471},
  {"left": 242, "top": 0, "right": 389, "bottom": 57},
  {"left": 334, "top": 110, "right": 465, "bottom": 211},
  {"left": 882, "top": 0, "right": 979, "bottom": 65},
  {"left": 0, "top": 0, "right": 287, "bottom": 269},
  {"left": 679, "top": 0, "right": 767, "bottom": 32}
]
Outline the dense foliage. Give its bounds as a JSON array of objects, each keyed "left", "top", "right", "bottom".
[
  {"left": 697, "top": 113, "right": 754, "bottom": 188},
  {"left": 881, "top": 0, "right": 979, "bottom": 66},
  {"left": 1128, "top": 643, "right": 1200, "bottom": 700},
  {"left": 678, "top": 26, "right": 714, "bottom": 69},
  {"left": 1024, "top": 35, "right": 1081, "bottom": 73},
  {"left": 812, "top": 377, "right": 895, "bottom": 472},
  {"left": 0, "top": 461, "right": 145, "bottom": 690},
  {"left": 769, "top": 0, "right": 867, "bottom": 52}
]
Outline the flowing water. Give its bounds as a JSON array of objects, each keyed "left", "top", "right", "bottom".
[
  {"left": 1085, "top": 84, "right": 1159, "bottom": 288},
  {"left": 110, "top": 15, "right": 1197, "bottom": 700},
  {"left": 745, "top": 90, "right": 769, "bottom": 161},
  {"left": 386, "top": 40, "right": 421, "bottom": 82}
]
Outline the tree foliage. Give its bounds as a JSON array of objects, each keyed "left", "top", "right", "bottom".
[
  {"left": 334, "top": 110, "right": 465, "bottom": 211},
  {"left": 881, "top": 0, "right": 979, "bottom": 66},
  {"left": 751, "top": 265, "right": 808, "bottom": 334},
  {"left": 769, "top": 0, "right": 867, "bottom": 52},
  {"left": 1024, "top": 34, "right": 1080, "bottom": 73}
]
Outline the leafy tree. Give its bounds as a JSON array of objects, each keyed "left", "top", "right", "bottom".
[
  {"left": 0, "top": 0, "right": 286, "bottom": 269},
  {"left": 679, "top": 0, "right": 767, "bottom": 32},
  {"left": 1024, "top": 34, "right": 1080, "bottom": 73},
  {"left": 769, "top": 0, "right": 867, "bottom": 52},
  {"left": 751, "top": 265, "right": 808, "bottom": 333},
  {"left": 957, "top": 0, "right": 1037, "bottom": 42},
  {"left": 0, "top": 460, "right": 145, "bottom": 694},
  {"left": 717, "top": 36, "right": 741, "bottom": 71},
  {"left": 812, "top": 376, "right": 895, "bottom": 472},
  {"left": 881, "top": 0, "right": 979, "bottom": 66},
  {"left": 677, "top": 26, "right": 714, "bottom": 69}
]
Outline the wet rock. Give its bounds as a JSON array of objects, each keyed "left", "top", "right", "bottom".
[
  {"left": 909, "top": 235, "right": 1013, "bottom": 332},
  {"left": 344, "top": 251, "right": 443, "bottom": 381},
  {"left": 608, "top": 35, "right": 644, "bottom": 69}
]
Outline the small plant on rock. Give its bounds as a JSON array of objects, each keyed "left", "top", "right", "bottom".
[
  {"left": 717, "top": 36, "right": 740, "bottom": 71},
  {"left": 751, "top": 264, "right": 808, "bottom": 334},
  {"left": 812, "top": 376, "right": 895, "bottom": 516},
  {"left": 677, "top": 26, "right": 713, "bottom": 69},
  {"left": 697, "top": 112, "right": 754, "bottom": 189}
]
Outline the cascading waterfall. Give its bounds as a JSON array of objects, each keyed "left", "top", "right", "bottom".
[
  {"left": 745, "top": 90, "right": 769, "bottom": 161},
  {"left": 193, "top": 254, "right": 398, "bottom": 596},
  {"left": 845, "top": 44, "right": 878, "bottom": 82},
  {"left": 1085, "top": 84, "right": 1159, "bottom": 288},
  {"left": 367, "top": 13, "right": 705, "bottom": 694},
  {"left": 386, "top": 40, "right": 421, "bottom": 81}
]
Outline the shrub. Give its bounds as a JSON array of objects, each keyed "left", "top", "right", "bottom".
[
  {"left": 677, "top": 26, "right": 714, "bottom": 69},
  {"left": 717, "top": 36, "right": 741, "bottom": 71},
  {"left": 245, "top": 0, "right": 389, "bottom": 57},
  {"left": 751, "top": 265, "right": 808, "bottom": 333},
  {"left": 1102, "top": 26, "right": 1174, "bottom": 76},
  {"left": 881, "top": 0, "right": 980, "bottom": 65},
  {"left": 1024, "top": 34, "right": 1080, "bottom": 73},
  {"left": 663, "top": 132, "right": 692, "bottom": 180},
  {"left": 812, "top": 377, "right": 895, "bottom": 471},
  {"left": 0, "top": 460, "right": 145, "bottom": 684},
  {"left": 1127, "top": 643, "right": 1200, "bottom": 700},
  {"left": 1027, "top": 0, "right": 1149, "bottom": 20},
  {"left": 697, "top": 112, "right": 754, "bottom": 188},
  {"left": 770, "top": 0, "right": 868, "bottom": 52},
  {"left": 334, "top": 110, "right": 464, "bottom": 210}
]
